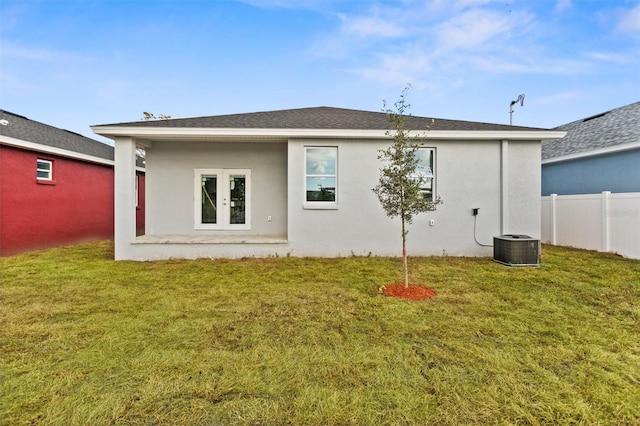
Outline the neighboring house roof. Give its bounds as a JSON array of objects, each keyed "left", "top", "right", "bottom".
[
  {"left": 0, "top": 109, "right": 115, "bottom": 163},
  {"left": 542, "top": 101, "right": 640, "bottom": 162},
  {"left": 93, "top": 106, "right": 564, "bottom": 143}
]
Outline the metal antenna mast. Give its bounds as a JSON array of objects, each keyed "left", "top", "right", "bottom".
[{"left": 509, "top": 94, "right": 525, "bottom": 125}]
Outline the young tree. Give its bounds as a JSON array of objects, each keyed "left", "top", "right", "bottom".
[{"left": 372, "top": 87, "right": 442, "bottom": 288}]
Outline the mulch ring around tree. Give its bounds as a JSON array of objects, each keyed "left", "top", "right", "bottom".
[{"left": 381, "top": 284, "right": 436, "bottom": 301}]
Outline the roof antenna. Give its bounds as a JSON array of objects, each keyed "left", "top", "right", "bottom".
[{"left": 509, "top": 94, "right": 525, "bottom": 125}]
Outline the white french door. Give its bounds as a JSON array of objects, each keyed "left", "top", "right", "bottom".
[{"left": 194, "top": 169, "right": 251, "bottom": 230}]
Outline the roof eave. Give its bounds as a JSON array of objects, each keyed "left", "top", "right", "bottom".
[
  {"left": 91, "top": 126, "right": 566, "bottom": 142},
  {"left": 542, "top": 140, "right": 640, "bottom": 164},
  {"left": 1, "top": 134, "right": 115, "bottom": 166}
]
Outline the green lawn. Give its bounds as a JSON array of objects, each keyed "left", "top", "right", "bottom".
[{"left": 1, "top": 241, "right": 639, "bottom": 425}]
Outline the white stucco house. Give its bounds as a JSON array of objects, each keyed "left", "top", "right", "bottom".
[{"left": 92, "top": 107, "right": 565, "bottom": 261}]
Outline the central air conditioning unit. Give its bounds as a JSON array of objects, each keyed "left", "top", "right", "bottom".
[{"left": 493, "top": 234, "right": 540, "bottom": 266}]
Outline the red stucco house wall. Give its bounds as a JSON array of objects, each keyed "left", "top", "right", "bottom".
[
  {"left": 0, "top": 145, "right": 114, "bottom": 255},
  {"left": 0, "top": 109, "right": 145, "bottom": 256},
  {"left": 0, "top": 109, "right": 150, "bottom": 256},
  {"left": 136, "top": 170, "right": 146, "bottom": 236},
  {"left": 0, "top": 145, "right": 145, "bottom": 256}
]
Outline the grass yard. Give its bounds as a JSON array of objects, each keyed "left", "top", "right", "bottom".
[{"left": 1, "top": 241, "right": 639, "bottom": 425}]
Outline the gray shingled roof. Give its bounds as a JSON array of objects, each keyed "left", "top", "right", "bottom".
[
  {"left": 542, "top": 101, "right": 640, "bottom": 160},
  {"left": 0, "top": 109, "right": 114, "bottom": 161},
  {"left": 97, "top": 106, "right": 546, "bottom": 132}
]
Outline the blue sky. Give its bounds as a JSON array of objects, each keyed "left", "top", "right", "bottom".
[{"left": 1, "top": 0, "right": 639, "bottom": 143}]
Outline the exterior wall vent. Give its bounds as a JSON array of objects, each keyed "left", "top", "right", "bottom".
[{"left": 493, "top": 235, "right": 540, "bottom": 266}]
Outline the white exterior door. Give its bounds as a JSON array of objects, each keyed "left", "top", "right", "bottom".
[{"left": 195, "top": 169, "right": 251, "bottom": 230}]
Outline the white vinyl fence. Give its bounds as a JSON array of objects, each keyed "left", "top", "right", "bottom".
[{"left": 542, "top": 192, "right": 640, "bottom": 259}]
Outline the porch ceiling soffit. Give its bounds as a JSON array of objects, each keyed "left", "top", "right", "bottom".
[{"left": 91, "top": 126, "right": 566, "bottom": 143}]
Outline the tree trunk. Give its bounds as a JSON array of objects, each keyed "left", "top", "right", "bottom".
[{"left": 401, "top": 212, "right": 409, "bottom": 288}]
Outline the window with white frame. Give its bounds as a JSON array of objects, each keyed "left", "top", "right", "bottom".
[
  {"left": 194, "top": 169, "right": 251, "bottom": 230},
  {"left": 36, "top": 159, "right": 53, "bottom": 181},
  {"left": 413, "top": 148, "right": 436, "bottom": 201},
  {"left": 305, "top": 147, "right": 337, "bottom": 204}
]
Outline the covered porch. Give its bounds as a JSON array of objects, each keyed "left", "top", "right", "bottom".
[{"left": 111, "top": 136, "right": 289, "bottom": 260}]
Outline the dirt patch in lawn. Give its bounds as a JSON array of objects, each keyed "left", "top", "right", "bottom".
[{"left": 382, "top": 284, "right": 436, "bottom": 301}]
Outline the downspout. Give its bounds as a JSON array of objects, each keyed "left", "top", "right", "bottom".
[{"left": 500, "top": 139, "right": 509, "bottom": 235}]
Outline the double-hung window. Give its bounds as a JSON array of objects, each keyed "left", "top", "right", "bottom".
[
  {"left": 36, "top": 159, "right": 53, "bottom": 181},
  {"left": 304, "top": 147, "right": 337, "bottom": 206},
  {"left": 413, "top": 148, "right": 436, "bottom": 201}
]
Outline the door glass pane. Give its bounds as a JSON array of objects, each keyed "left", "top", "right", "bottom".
[
  {"left": 229, "top": 175, "right": 246, "bottom": 224},
  {"left": 201, "top": 176, "right": 217, "bottom": 224}
]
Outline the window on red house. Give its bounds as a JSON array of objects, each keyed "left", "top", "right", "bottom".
[{"left": 36, "top": 159, "right": 53, "bottom": 181}]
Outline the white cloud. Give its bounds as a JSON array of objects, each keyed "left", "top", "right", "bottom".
[
  {"left": 1, "top": 42, "right": 72, "bottom": 62},
  {"left": 234, "top": 0, "right": 334, "bottom": 10},
  {"left": 471, "top": 55, "right": 594, "bottom": 75},
  {"left": 0, "top": 41, "right": 104, "bottom": 101},
  {"left": 616, "top": 3, "right": 640, "bottom": 35},
  {"left": 534, "top": 91, "right": 585, "bottom": 107},
  {"left": 585, "top": 50, "right": 637, "bottom": 64},
  {"left": 429, "top": 0, "right": 496, "bottom": 11},
  {"left": 553, "top": 0, "right": 572, "bottom": 14},
  {"left": 311, "top": 5, "right": 414, "bottom": 59},
  {"left": 314, "top": 2, "right": 532, "bottom": 61},
  {"left": 259, "top": 0, "right": 638, "bottom": 109},
  {"left": 435, "top": 9, "right": 514, "bottom": 50},
  {"left": 320, "top": 3, "right": 538, "bottom": 88},
  {"left": 355, "top": 48, "right": 433, "bottom": 86},
  {"left": 0, "top": 71, "right": 47, "bottom": 96},
  {"left": 338, "top": 14, "right": 406, "bottom": 38},
  {"left": 453, "top": 0, "right": 494, "bottom": 10}
]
